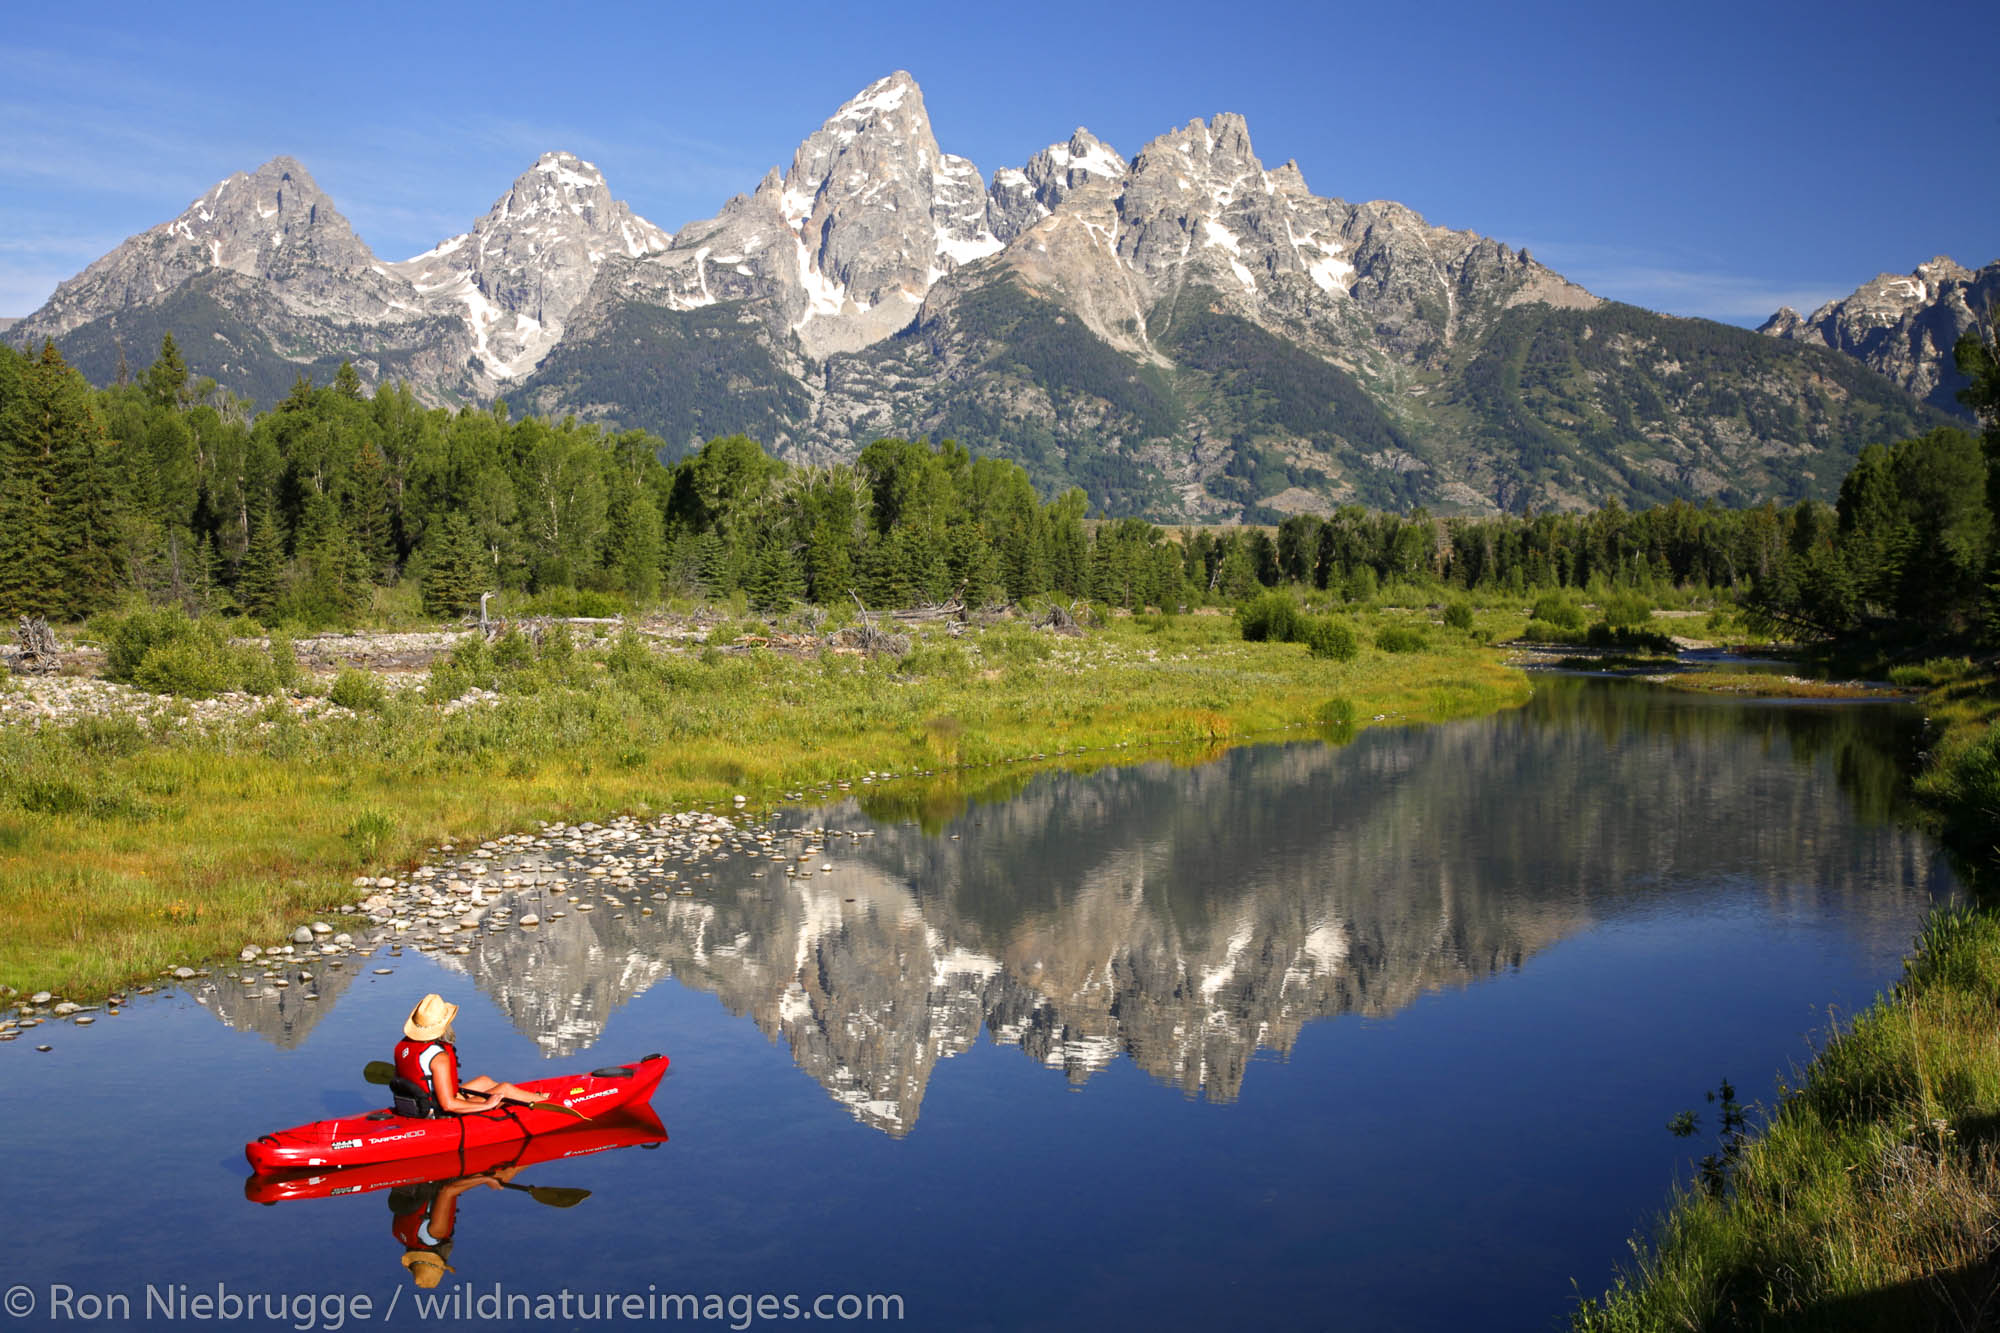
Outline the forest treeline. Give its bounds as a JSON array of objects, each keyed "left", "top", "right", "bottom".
[{"left": 0, "top": 330, "right": 1994, "bottom": 634}]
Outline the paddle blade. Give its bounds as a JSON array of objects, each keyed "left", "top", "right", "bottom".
[
  {"left": 542, "top": 1103, "right": 590, "bottom": 1121},
  {"left": 363, "top": 1061, "right": 396, "bottom": 1086},
  {"left": 525, "top": 1186, "right": 591, "bottom": 1208}
]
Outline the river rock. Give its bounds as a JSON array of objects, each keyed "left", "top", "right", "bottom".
[
  {"left": 291, "top": 927, "right": 314, "bottom": 944},
  {"left": 74, "top": 1016, "right": 94, "bottom": 1026},
  {"left": 30, "top": 991, "right": 52, "bottom": 1005},
  {"left": 518, "top": 914, "right": 540, "bottom": 927},
  {"left": 173, "top": 967, "right": 195, "bottom": 979},
  {"left": 310, "top": 922, "right": 332, "bottom": 935},
  {"left": 52, "top": 1002, "right": 79, "bottom": 1016}
]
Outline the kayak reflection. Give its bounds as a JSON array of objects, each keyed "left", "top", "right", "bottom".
[{"left": 243, "top": 1107, "right": 667, "bottom": 1286}]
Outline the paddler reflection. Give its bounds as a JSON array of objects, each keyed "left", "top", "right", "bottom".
[
  {"left": 245, "top": 1106, "right": 667, "bottom": 1286},
  {"left": 391, "top": 1163, "right": 543, "bottom": 1288}
]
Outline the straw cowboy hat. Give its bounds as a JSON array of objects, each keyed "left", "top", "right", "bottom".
[
  {"left": 404, "top": 994, "right": 458, "bottom": 1043},
  {"left": 400, "top": 1250, "right": 454, "bottom": 1288}
]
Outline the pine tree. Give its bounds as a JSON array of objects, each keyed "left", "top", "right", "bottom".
[
  {"left": 144, "top": 334, "right": 189, "bottom": 409},
  {"left": 612, "top": 493, "right": 664, "bottom": 603},
  {"left": 332, "top": 361, "right": 364, "bottom": 401},
  {"left": 346, "top": 440, "right": 397, "bottom": 583},
  {"left": 235, "top": 502, "right": 286, "bottom": 623},
  {"left": 856, "top": 531, "right": 912, "bottom": 608},
  {"left": 746, "top": 529, "right": 804, "bottom": 614},
  {"left": 421, "top": 514, "right": 485, "bottom": 618},
  {"left": 290, "top": 493, "right": 368, "bottom": 623},
  {"left": 693, "top": 530, "right": 734, "bottom": 599},
  {"left": 0, "top": 345, "right": 127, "bottom": 619}
]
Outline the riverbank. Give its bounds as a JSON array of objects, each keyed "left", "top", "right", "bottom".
[
  {"left": 1574, "top": 660, "right": 2000, "bottom": 1330},
  {"left": 0, "top": 607, "right": 1529, "bottom": 1000}
]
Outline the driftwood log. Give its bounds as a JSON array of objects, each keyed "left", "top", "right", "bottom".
[{"left": 14, "top": 616, "right": 59, "bottom": 674}]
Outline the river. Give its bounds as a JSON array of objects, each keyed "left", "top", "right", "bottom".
[{"left": 0, "top": 677, "right": 1958, "bottom": 1331}]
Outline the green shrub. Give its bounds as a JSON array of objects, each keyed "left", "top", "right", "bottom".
[
  {"left": 1887, "top": 657, "right": 1973, "bottom": 688},
  {"left": 95, "top": 607, "right": 301, "bottom": 698},
  {"left": 1239, "top": 592, "right": 1305, "bottom": 643},
  {"left": 1529, "top": 594, "right": 1584, "bottom": 631},
  {"left": 605, "top": 629, "right": 655, "bottom": 676},
  {"left": 1342, "top": 566, "right": 1379, "bottom": 603},
  {"left": 1315, "top": 697, "right": 1356, "bottom": 729},
  {"left": 97, "top": 608, "right": 209, "bottom": 683},
  {"left": 1522, "top": 619, "right": 1577, "bottom": 643},
  {"left": 133, "top": 639, "right": 233, "bottom": 697},
  {"left": 1442, "top": 602, "right": 1475, "bottom": 633},
  {"left": 539, "top": 622, "right": 575, "bottom": 666},
  {"left": 1584, "top": 623, "right": 1678, "bottom": 653},
  {"left": 516, "top": 587, "right": 628, "bottom": 619},
  {"left": 1304, "top": 616, "right": 1359, "bottom": 661},
  {"left": 264, "top": 631, "right": 300, "bottom": 692},
  {"left": 67, "top": 715, "right": 148, "bottom": 758},
  {"left": 328, "top": 669, "right": 387, "bottom": 712},
  {"left": 1600, "top": 591, "right": 1653, "bottom": 629},
  {"left": 897, "top": 642, "right": 970, "bottom": 678},
  {"left": 1375, "top": 625, "right": 1429, "bottom": 654},
  {"left": 491, "top": 629, "right": 535, "bottom": 670}
]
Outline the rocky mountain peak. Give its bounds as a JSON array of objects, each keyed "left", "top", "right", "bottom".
[
  {"left": 169, "top": 156, "right": 377, "bottom": 276},
  {"left": 14, "top": 154, "right": 402, "bottom": 344},
  {"left": 615, "top": 70, "right": 1007, "bottom": 359},
  {"left": 390, "top": 150, "right": 670, "bottom": 384},
  {"left": 1761, "top": 254, "right": 2000, "bottom": 412},
  {"left": 987, "top": 128, "right": 1128, "bottom": 243}
]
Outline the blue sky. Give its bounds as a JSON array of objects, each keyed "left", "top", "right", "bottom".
[{"left": 5, "top": 0, "right": 1994, "bottom": 325}]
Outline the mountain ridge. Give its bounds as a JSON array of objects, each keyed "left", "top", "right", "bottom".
[{"left": 8, "top": 72, "right": 1955, "bottom": 517}]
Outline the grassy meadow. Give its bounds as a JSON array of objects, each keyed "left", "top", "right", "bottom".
[{"left": 0, "top": 602, "right": 1531, "bottom": 998}]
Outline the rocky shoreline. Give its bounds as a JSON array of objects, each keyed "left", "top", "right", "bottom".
[{"left": 2, "top": 791, "right": 904, "bottom": 1049}]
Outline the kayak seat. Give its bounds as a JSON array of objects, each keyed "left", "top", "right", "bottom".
[{"left": 390, "top": 1074, "right": 442, "bottom": 1119}]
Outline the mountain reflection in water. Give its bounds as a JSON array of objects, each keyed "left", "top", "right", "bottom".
[{"left": 191, "top": 678, "right": 1951, "bottom": 1136}]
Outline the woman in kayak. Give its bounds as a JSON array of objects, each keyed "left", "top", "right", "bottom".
[{"left": 393, "top": 994, "right": 548, "bottom": 1114}]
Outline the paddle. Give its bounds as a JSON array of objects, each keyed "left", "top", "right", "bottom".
[
  {"left": 497, "top": 1181, "right": 590, "bottom": 1208},
  {"left": 361, "top": 1062, "right": 589, "bottom": 1120}
]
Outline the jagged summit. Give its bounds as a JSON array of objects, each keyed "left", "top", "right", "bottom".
[
  {"left": 1761, "top": 255, "right": 1999, "bottom": 412},
  {"left": 18, "top": 154, "right": 398, "bottom": 344},
  {"left": 391, "top": 150, "right": 670, "bottom": 383},
  {"left": 988, "top": 128, "right": 1127, "bottom": 242}
]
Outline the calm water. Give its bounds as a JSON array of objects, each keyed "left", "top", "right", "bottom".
[{"left": 0, "top": 678, "right": 1958, "bottom": 1332}]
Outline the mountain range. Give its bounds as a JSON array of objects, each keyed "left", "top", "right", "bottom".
[{"left": 8, "top": 72, "right": 1971, "bottom": 519}]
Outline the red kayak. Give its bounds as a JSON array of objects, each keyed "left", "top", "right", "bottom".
[
  {"left": 244, "top": 1054, "right": 669, "bottom": 1174},
  {"left": 245, "top": 1105, "right": 667, "bottom": 1203}
]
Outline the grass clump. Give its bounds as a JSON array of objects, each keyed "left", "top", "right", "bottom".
[{"left": 1375, "top": 625, "right": 1429, "bottom": 654}]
